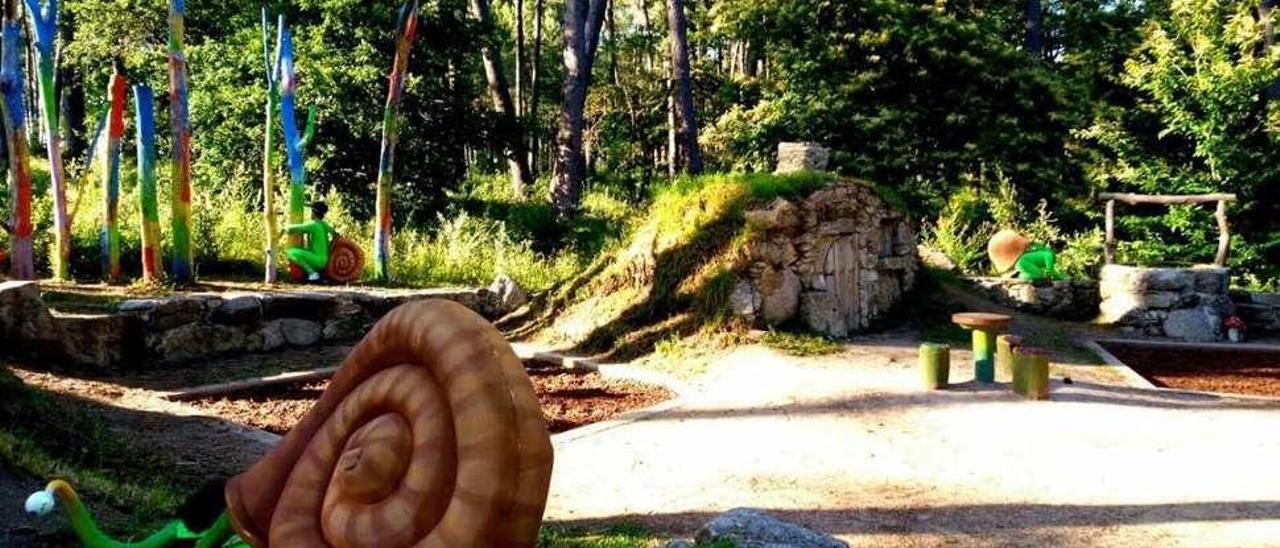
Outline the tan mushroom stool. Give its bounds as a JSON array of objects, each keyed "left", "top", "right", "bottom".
[{"left": 951, "top": 312, "right": 1012, "bottom": 384}]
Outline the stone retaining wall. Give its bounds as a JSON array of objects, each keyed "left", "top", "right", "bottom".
[
  {"left": 0, "top": 279, "right": 524, "bottom": 370},
  {"left": 1232, "top": 291, "right": 1280, "bottom": 333},
  {"left": 730, "top": 182, "right": 918, "bottom": 337},
  {"left": 969, "top": 277, "right": 1100, "bottom": 320},
  {"left": 1098, "top": 264, "right": 1233, "bottom": 342}
]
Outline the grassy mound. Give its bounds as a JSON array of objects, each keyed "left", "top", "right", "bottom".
[{"left": 506, "top": 172, "right": 841, "bottom": 361}]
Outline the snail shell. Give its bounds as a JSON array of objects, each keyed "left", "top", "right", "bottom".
[
  {"left": 224, "top": 300, "right": 553, "bottom": 547},
  {"left": 323, "top": 237, "right": 365, "bottom": 284}
]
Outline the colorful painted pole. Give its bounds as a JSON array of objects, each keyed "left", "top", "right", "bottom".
[
  {"left": 261, "top": 9, "right": 283, "bottom": 284},
  {"left": 99, "top": 64, "right": 126, "bottom": 282},
  {"left": 373, "top": 1, "right": 420, "bottom": 282},
  {"left": 277, "top": 22, "right": 317, "bottom": 282},
  {"left": 24, "top": 0, "right": 69, "bottom": 280},
  {"left": 134, "top": 85, "right": 160, "bottom": 282},
  {"left": 167, "top": 0, "right": 193, "bottom": 282},
  {"left": 0, "top": 16, "right": 33, "bottom": 279}
]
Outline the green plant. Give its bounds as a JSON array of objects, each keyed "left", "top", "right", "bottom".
[
  {"left": 762, "top": 330, "right": 841, "bottom": 357},
  {"left": 922, "top": 188, "right": 993, "bottom": 275}
]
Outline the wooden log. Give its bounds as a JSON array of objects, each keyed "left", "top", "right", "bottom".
[
  {"left": 918, "top": 343, "right": 950, "bottom": 390},
  {"left": 996, "top": 334, "right": 1023, "bottom": 384},
  {"left": 165, "top": 366, "right": 339, "bottom": 401},
  {"left": 1014, "top": 347, "right": 1050, "bottom": 401},
  {"left": 1097, "top": 192, "right": 1237, "bottom": 205},
  {"left": 1215, "top": 199, "right": 1231, "bottom": 267},
  {"left": 168, "top": 0, "right": 194, "bottom": 282},
  {"left": 374, "top": 1, "right": 420, "bottom": 282},
  {"left": 1104, "top": 199, "right": 1115, "bottom": 264}
]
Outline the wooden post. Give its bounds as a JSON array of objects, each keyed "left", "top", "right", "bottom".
[
  {"left": 918, "top": 343, "right": 950, "bottom": 390},
  {"left": 1104, "top": 199, "right": 1115, "bottom": 265},
  {"left": 262, "top": 10, "right": 283, "bottom": 284},
  {"left": 134, "top": 85, "right": 160, "bottom": 282},
  {"left": 277, "top": 21, "right": 318, "bottom": 281},
  {"left": 374, "top": 1, "right": 420, "bottom": 283},
  {"left": 168, "top": 0, "right": 194, "bottom": 282},
  {"left": 100, "top": 64, "right": 126, "bottom": 283},
  {"left": 25, "top": 0, "right": 69, "bottom": 280},
  {"left": 0, "top": 9, "right": 34, "bottom": 279},
  {"left": 1215, "top": 199, "right": 1230, "bottom": 267}
]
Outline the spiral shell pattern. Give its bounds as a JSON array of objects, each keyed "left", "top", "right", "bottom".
[
  {"left": 324, "top": 237, "right": 365, "bottom": 284},
  {"left": 224, "top": 300, "right": 554, "bottom": 547}
]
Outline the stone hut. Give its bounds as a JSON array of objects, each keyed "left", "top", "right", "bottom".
[{"left": 731, "top": 182, "right": 918, "bottom": 337}]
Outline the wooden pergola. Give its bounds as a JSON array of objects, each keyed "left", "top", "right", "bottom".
[{"left": 1098, "top": 192, "right": 1238, "bottom": 267}]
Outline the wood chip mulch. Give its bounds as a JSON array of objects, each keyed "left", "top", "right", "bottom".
[
  {"left": 1102, "top": 344, "right": 1280, "bottom": 398},
  {"left": 189, "top": 367, "right": 673, "bottom": 435}
]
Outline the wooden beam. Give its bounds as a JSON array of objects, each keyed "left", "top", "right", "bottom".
[
  {"left": 1104, "top": 199, "right": 1115, "bottom": 264},
  {"left": 1216, "top": 199, "right": 1231, "bottom": 266},
  {"left": 1097, "top": 192, "right": 1237, "bottom": 205}
]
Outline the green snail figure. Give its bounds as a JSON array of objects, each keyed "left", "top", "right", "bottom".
[{"left": 988, "top": 229, "right": 1065, "bottom": 283}]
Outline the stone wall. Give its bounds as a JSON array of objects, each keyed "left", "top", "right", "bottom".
[
  {"left": 969, "top": 277, "right": 1100, "bottom": 320},
  {"left": 775, "top": 142, "right": 830, "bottom": 174},
  {"left": 731, "top": 182, "right": 917, "bottom": 337},
  {"left": 0, "top": 278, "right": 525, "bottom": 370},
  {"left": 1232, "top": 291, "right": 1280, "bottom": 333},
  {"left": 1098, "top": 264, "right": 1234, "bottom": 342}
]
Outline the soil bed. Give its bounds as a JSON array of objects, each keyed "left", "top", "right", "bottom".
[
  {"left": 189, "top": 367, "right": 673, "bottom": 435},
  {"left": 1102, "top": 343, "right": 1280, "bottom": 398}
]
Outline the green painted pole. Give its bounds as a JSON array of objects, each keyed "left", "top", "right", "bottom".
[
  {"left": 167, "top": 0, "right": 193, "bottom": 282},
  {"left": 25, "top": 0, "right": 70, "bottom": 280},
  {"left": 262, "top": 9, "right": 282, "bottom": 283},
  {"left": 374, "top": 1, "right": 420, "bottom": 282},
  {"left": 1014, "top": 347, "right": 1051, "bottom": 400},
  {"left": 0, "top": 14, "right": 34, "bottom": 279},
  {"left": 99, "top": 65, "right": 125, "bottom": 283},
  {"left": 919, "top": 343, "right": 950, "bottom": 390},
  {"left": 973, "top": 328, "right": 997, "bottom": 383},
  {"left": 134, "top": 85, "right": 160, "bottom": 282},
  {"left": 996, "top": 334, "right": 1023, "bottom": 384}
]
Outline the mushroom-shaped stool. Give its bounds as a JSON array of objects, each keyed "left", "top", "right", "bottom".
[{"left": 951, "top": 312, "right": 1012, "bottom": 384}]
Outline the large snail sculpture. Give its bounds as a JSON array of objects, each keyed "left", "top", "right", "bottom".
[{"left": 25, "top": 300, "right": 555, "bottom": 548}]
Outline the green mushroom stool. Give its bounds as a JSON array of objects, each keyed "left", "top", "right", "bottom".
[{"left": 951, "top": 312, "right": 1012, "bottom": 384}]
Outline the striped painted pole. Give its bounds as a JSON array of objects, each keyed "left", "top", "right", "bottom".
[
  {"left": 261, "top": 9, "right": 282, "bottom": 284},
  {"left": 167, "top": 0, "right": 193, "bottom": 282},
  {"left": 24, "top": 0, "right": 69, "bottom": 280},
  {"left": 134, "top": 85, "right": 160, "bottom": 282},
  {"left": 373, "top": 1, "right": 419, "bottom": 282},
  {"left": 0, "top": 18, "right": 33, "bottom": 279},
  {"left": 99, "top": 65, "right": 126, "bottom": 282},
  {"left": 277, "top": 23, "right": 316, "bottom": 281}
]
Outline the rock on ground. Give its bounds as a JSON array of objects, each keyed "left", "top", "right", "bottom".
[{"left": 696, "top": 508, "right": 849, "bottom": 548}]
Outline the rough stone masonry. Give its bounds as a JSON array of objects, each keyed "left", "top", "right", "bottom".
[{"left": 731, "top": 182, "right": 918, "bottom": 337}]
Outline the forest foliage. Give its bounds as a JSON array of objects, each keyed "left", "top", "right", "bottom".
[{"left": 3, "top": 0, "right": 1280, "bottom": 289}]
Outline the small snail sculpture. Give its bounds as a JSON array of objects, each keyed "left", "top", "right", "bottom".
[{"left": 26, "top": 300, "right": 555, "bottom": 548}]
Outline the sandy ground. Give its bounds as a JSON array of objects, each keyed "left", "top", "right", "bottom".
[{"left": 545, "top": 340, "right": 1280, "bottom": 546}]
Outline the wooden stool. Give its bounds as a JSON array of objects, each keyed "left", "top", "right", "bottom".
[
  {"left": 996, "top": 334, "right": 1024, "bottom": 384},
  {"left": 918, "top": 343, "right": 950, "bottom": 390},
  {"left": 1013, "top": 347, "right": 1051, "bottom": 400},
  {"left": 951, "top": 312, "right": 1012, "bottom": 383}
]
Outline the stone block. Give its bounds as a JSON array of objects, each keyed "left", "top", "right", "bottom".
[
  {"left": 489, "top": 275, "right": 529, "bottom": 315},
  {"left": 1192, "top": 267, "right": 1230, "bottom": 294},
  {"left": 149, "top": 297, "right": 206, "bottom": 331},
  {"left": 156, "top": 324, "right": 246, "bottom": 363},
  {"left": 262, "top": 293, "right": 335, "bottom": 321},
  {"left": 775, "top": 142, "right": 831, "bottom": 174},
  {"left": 696, "top": 508, "right": 848, "bottom": 548},
  {"left": 759, "top": 268, "right": 801, "bottom": 325},
  {"left": 212, "top": 295, "right": 263, "bottom": 325},
  {"left": 1164, "top": 307, "right": 1223, "bottom": 342},
  {"left": 799, "top": 291, "right": 846, "bottom": 338},
  {"left": 278, "top": 319, "right": 322, "bottom": 347}
]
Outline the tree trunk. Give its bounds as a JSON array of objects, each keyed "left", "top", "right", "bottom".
[
  {"left": 550, "top": 0, "right": 608, "bottom": 214},
  {"left": 667, "top": 0, "right": 702, "bottom": 174},
  {"left": 374, "top": 2, "right": 419, "bottom": 282},
  {"left": 134, "top": 85, "right": 160, "bottom": 282},
  {"left": 1025, "top": 0, "right": 1043, "bottom": 57},
  {"left": 168, "top": 0, "right": 194, "bottom": 282},
  {"left": 515, "top": 0, "right": 525, "bottom": 117},
  {"left": 529, "top": 0, "right": 543, "bottom": 175},
  {"left": 1, "top": 0, "right": 33, "bottom": 279},
  {"left": 471, "top": 0, "right": 534, "bottom": 197},
  {"left": 28, "top": 0, "right": 71, "bottom": 280},
  {"left": 100, "top": 64, "right": 125, "bottom": 283}
]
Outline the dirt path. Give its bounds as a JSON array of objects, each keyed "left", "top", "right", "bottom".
[{"left": 544, "top": 340, "right": 1280, "bottom": 546}]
